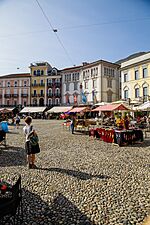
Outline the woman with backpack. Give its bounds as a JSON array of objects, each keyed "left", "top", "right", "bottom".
[{"left": 23, "top": 116, "right": 40, "bottom": 169}]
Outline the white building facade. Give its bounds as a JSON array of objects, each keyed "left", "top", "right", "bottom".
[{"left": 61, "top": 60, "right": 120, "bottom": 105}]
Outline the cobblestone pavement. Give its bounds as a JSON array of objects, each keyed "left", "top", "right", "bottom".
[{"left": 0, "top": 120, "right": 150, "bottom": 225}]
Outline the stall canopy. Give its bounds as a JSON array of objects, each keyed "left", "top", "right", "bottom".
[
  {"left": 47, "top": 106, "right": 72, "bottom": 114},
  {"left": 92, "top": 103, "right": 130, "bottom": 112},
  {"left": 137, "top": 101, "right": 150, "bottom": 110},
  {"left": 0, "top": 108, "right": 14, "bottom": 113},
  {"left": 69, "top": 107, "right": 89, "bottom": 113},
  {"left": 20, "top": 107, "right": 47, "bottom": 113}
]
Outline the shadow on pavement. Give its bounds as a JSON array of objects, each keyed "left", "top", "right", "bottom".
[
  {"left": 0, "top": 146, "right": 26, "bottom": 167},
  {"left": 37, "top": 167, "right": 110, "bottom": 180},
  {"left": 22, "top": 190, "right": 96, "bottom": 225}
]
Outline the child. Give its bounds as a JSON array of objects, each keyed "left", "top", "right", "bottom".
[{"left": 23, "top": 116, "right": 40, "bottom": 169}]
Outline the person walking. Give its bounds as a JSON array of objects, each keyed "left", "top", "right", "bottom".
[
  {"left": 15, "top": 114, "right": 20, "bottom": 129},
  {"left": 71, "top": 115, "right": 76, "bottom": 134},
  {"left": 23, "top": 116, "right": 40, "bottom": 169}
]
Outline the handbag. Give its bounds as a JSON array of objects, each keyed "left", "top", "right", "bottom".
[{"left": 29, "top": 126, "right": 39, "bottom": 146}]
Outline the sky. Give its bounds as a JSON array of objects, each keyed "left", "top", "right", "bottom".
[{"left": 0, "top": 0, "right": 150, "bottom": 75}]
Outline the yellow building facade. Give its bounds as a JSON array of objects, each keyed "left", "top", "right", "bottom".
[
  {"left": 121, "top": 52, "right": 150, "bottom": 103},
  {"left": 30, "top": 62, "right": 52, "bottom": 106}
]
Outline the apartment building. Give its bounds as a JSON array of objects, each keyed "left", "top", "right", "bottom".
[
  {"left": 80, "top": 60, "right": 120, "bottom": 104},
  {"left": 30, "top": 62, "right": 61, "bottom": 106},
  {"left": 0, "top": 73, "right": 31, "bottom": 107},
  {"left": 121, "top": 52, "right": 150, "bottom": 103},
  {"left": 61, "top": 65, "right": 82, "bottom": 105}
]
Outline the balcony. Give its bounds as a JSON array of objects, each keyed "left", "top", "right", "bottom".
[
  {"left": 12, "top": 94, "right": 19, "bottom": 98},
  {"left": 47, "top": 83, "right": 53, "bottom": 87},
  {"left": 48, "top": 93, "right": 53, "bottom": 97},
  {"left": 39, "top": 83, "right": 45, "bottom": 86},
  {"left": 54, "top": 93, "right": 61, "bottom": 97},
  {"left": 31, "top": 94, "right": 37, "bottom": 97},
  {"left": 55, "top": 83, "right": 61, "bottom": 88},
  {"left": 32, "top": 84, "right": 39, "bottom": 86},
  {"left": 4, "top": 94, "right": 11, "bottom": 98},
  {"left": 38, "top": 94, "right": 44, "bottom": 97},
  {"left": 21, "top": 94, "right": 28, "bottom": 97}
]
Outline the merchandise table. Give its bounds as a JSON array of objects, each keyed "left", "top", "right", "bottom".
[{"left": 89, "top": 127, "right": 143, "bottom": 146}]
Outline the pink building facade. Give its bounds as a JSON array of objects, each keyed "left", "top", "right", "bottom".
[{"left": 0, "top": 73, "right": 31, "bottom": 107}]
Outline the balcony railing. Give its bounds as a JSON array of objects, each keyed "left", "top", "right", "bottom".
[
  {"left": 12, "top": 94, "right": 19, "bottom": 98},
  {"left": 4, "top": 94, "right": 11, "bottom": 98},
  {"left": 21, "top": 94, "right": 28, "bottom": 97},
  {"left": 38, "top": 94, "right": 44, "bottom": 97},
  {"left": 48, "top": 93, "right": 53, "bottom": 97},
  {"left": 55, "top": 93, "right": 61, "bottom": 97},
  {"left": 31, "top": 94, "right": 37, "bottom": 97},
  {"left": 47, "top": 83, "right": 53, "bottom": 87},
  {"left": 32, "top": 84, "right": 39, "bottom": 86},
  {"left": 55, "top": 83, "right": 61, "bottom": 87},
  {"left": 39, "top": 83, "right": 45, "bottom": 86}
]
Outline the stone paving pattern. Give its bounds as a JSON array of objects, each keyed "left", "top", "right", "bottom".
[{"left": 0, "top": 120, "right": 150, "bottom": 225}]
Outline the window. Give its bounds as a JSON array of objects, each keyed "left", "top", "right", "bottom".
[
  {"left": 41, "top": 90, "right": 44, "bottom": 96},
  {"left": 135, "top": 88, "right": 139, "bottom": 98},
  {"left": 55, "top": 88, "right": 60, "bottom": 95},
  {"left": 14, "top": 89, "right": 17, "bottom": 94},
  {"left": 23, "top": 89, "right": 27, "bottom": 94},
  {"left": 14, "top": 101, "right": 17, "bottom": 106},
  {"left": 40, "top": 80, "right": 44, "bottom": 85},
  {"left": 107, "top": 80, "right": 112, "bottom": 88},
  {"left": 37, "top": 70, "right": 40, "bottom": 76},
  {"left": 7, "top": 82, "right": 10, "bottom": 87},
  {"left": 34, "top": 80, "right": 36, "bottom": 85},
  {"left": 55, "top": 98, "right": 59, "bottom": 105},
  {"left": 143, "top": 87, "right": 147, "bottom": 97},
  {"left": 41, "top": 70, "right": 44, "bottom": 75},
  {"left": 24, "top": 81, "right": 27, "bottom": 87},
  {"left": 14, "top": 81, "right": 18, "bottom": 87},
  {"left": 72, "top": 73, "right": 75, "bottom": 81},
  {"left": 107, "top": 94, "right": 112, "bottom": 102},
  {"left": 66, "top": 83, "right": 69, "bottom": 91},
  {"left": 93, "top": 80, "right": 97, "bottom": 88},
  {"left": 124, "top": 90, "right": 128, "bottom": 99},
  {"left": 48, "top": 88, "right": 52, "bottom": 95},
  {"left": 24, "top": 101, "right": 26, "bottom": 106},
  {"left": 85, "top": 81, "right": 88, "bottom": 89},
  {"left": 34, "top": 90, "right": 36, "bottom": 96},
  {"left": 7, "top": 100, "right": 9, "bottom": 105},
  {"left": 124, "top": 73, "right": 128, "bottom": 82},
  {"left": 143, "top": 68, "right": 147, "bottom": 78},
  {"left": 74, "top": 83, "right": 78, "bottom": 90},
  {"left": 48, "top": 99, "right": 52, "bottom": 105},
  {"left": 33, "top": 70, "right": 36, "bottom": 75},
  {"left": 135, "top": 70, "right": 139, "bottom": 80},
  {"left": 95, "top": 67, "right": 98, "bottom": 76}
]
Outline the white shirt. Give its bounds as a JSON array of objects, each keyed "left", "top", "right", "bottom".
[{"left": 23, "top": 124, "right": 35, "bottom": 142}]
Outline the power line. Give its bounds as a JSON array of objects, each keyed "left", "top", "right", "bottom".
[
  {"left": 35, "top": 0, "right": 74, "bottom": 66},
  {"left": 58, "top": 17, "right": 150, "bottom": 30},
  {"left": 0, "top": 17, "right": 149, "bottom": 39}
]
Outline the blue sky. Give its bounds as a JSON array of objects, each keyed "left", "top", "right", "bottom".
[{"left": 0, "top": 0, "right": 149, "bottom": 75}]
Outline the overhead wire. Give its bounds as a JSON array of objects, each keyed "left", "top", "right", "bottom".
[
  {"left": 35, "top": 0, "right": 74, "bottom": 66},
  {"left": 0, "top": 17, "right": 149, "bottom": 39}
]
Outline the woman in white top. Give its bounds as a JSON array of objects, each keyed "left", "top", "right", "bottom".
[{"left": 23, "top": 116, "right": 40, "bottom": 169}]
